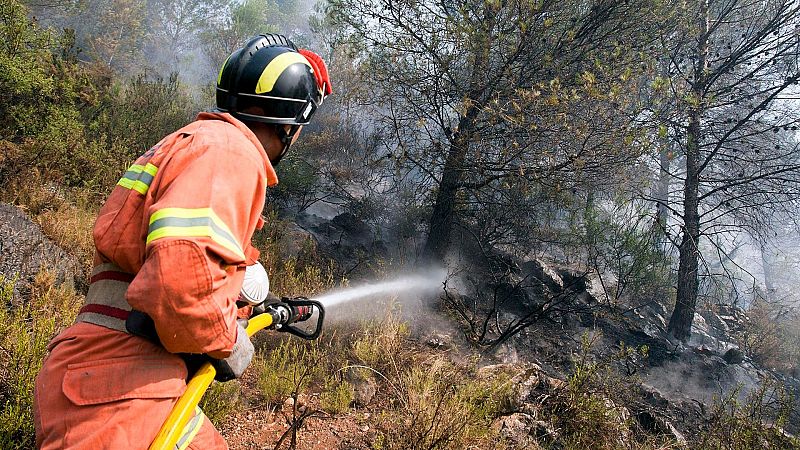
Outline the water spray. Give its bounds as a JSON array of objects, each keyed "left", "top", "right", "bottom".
[{"left": 311, "top": 268, "right": 449, "bottom": 309}]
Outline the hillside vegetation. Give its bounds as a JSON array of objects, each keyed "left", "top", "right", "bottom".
[{"left": 2, "top": 0, "right": 800, "bottom": 449}]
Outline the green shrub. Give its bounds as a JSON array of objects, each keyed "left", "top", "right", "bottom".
[
  {"left": 697, "top": 379, "right": 799, "bottom": 449},
  {"left": 350, "top": 312, "right": 409, "bottom": 372},
  {"left": 583, "top": 204, "right": 672, "bottom": 305},
  {"left": 253, "top": 339, "right": 325, "bottom": 406},
  {"left": 200, "top": 381, "right": 242, "bottom": 426},
  {"left": 0, "top": 0, "right": 85, "bottom": 185},
  {"left": 373, "top": 358, "right": 512, "bottom": 450},
  {"left": 320, "top": 377, "right": 354, "bottom": 415}
]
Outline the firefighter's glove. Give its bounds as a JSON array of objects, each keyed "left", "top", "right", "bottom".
[{"left": 210, "top": 321, "right": 254, "bottom": 382}]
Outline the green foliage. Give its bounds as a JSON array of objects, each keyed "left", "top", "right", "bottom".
[
  {"left": 253, "top": 339, "right": 325, "bottom": 406},
  {"left": 69, "top": 72, "right": 195, "bottom": 189},
  {"left": 583, "top": 202, "right": 672, "bottom": 304},
  {"left": 0, "top": 0, "right": 199, "bottom": 193},
  {"left": 698, "top": 379, "right": 799, "bottom": 449},
  {"left": 531, "top": 333, "right": 672, "bottom": 449},
  {"left": 374, "top": 359, "right": 512, "bottom": 450},
  {"left": 320, "top": 377, "right": 353, "bottom": 415},
  {"left": 200, "top": 380, "right": 241, "bottom": 426},
  {"left": 735, "top": 301, "right": 800, "bottom": 376},
  {"left": 350, "top": 314, "right": 409, "bottom": 372},
  {"left": 0, "top": 272, "right": 82, "bottom": 449},
  {"left": 0, "top": 0, "right": 84, "bottom": 184}
]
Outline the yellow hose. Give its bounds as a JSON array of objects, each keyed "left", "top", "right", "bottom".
[{"left": 149, "top": 313, "right": 275, "bottom": 450}]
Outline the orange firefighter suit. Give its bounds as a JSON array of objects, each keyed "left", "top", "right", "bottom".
[{"left": 34, "top": 111, "right": 278, "bottom": 449}]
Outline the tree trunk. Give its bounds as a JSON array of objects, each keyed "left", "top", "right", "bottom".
[
  {"left": 421, "top": 110, "right": 478, "bottom": 262},
  {"left": 760, "top": 239, "right": 777, "bottom": 302},
  {"left": 421, "top": 11, "right": 494, "bottom": 263},
  {"left": 667, "top": 0, "right": 709, "bottom": 342}
]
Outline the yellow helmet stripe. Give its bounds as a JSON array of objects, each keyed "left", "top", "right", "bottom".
[
  {"left": 217, "top": 54, "right": 232, "bottom": 85},
  {"left": 255, "top": 52, "right": 312, "bottom": 94}
]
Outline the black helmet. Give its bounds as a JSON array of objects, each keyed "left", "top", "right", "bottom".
[{"left": 216, "top": 34, "right": 321, "bottom": 126}]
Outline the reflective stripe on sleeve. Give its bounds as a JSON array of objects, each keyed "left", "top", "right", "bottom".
[
  {"left": 117, "top": 163, "right": 158, "bottom": 195},
  {"left": 175, "top": 407, "right": 205, "bottom": 450},
  {"left": 147, "top": 207, "right": 246, "bottom": 260}
]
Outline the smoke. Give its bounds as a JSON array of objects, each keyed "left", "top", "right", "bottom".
[
  {"left": 28, "top": 0, "right": 323, "bottom": 88},
  {"left": 643, "top": 358, "right": 762, "bottom": 407}
]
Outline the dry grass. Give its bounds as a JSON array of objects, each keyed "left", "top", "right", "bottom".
[
  {"left": 0, "top": 271, "right": 83, "bottom": 449},
  {"left": 2, "top": 173, "right": 97, "bottom": 277}
]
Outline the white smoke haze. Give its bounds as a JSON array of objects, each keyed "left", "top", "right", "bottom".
[{"left": 27, "top": 0, "right": 321, "bottom": 88}]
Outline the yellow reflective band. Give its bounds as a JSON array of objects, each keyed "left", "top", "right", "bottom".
[
  {"left": 148, "top": 207, "right": 235, "bottom": 235},
  {"left": 175, "top": 407, "right": 204, "bottom": 450},
  {"left": 218, "top": 54, "right": 231, "bottom": 85},
  {"left": 147, "top": 208, "right": 245, "bottom": 260},
  {"left": 117, "top": 163, "right": 158, "bottom": 195},
  {"left": 147, "top": 226, "right": 245, "bottom": 260},
  {"left": 255, "top": 52, "right": 312, "bottom": 94},
  {"left": 143, "top": 163, "right": 158, "bottom": 176},
  {"left": 117, "top": 178, "right": 149, "bottom": 195}
]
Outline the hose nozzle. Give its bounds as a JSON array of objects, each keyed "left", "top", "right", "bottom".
[{"left": 264, "top": 297, "right": 325, "bottom": 340}]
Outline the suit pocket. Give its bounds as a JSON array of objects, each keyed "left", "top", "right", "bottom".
[{"left": 63, "top": 355, "right": 187, "bottom": 406}]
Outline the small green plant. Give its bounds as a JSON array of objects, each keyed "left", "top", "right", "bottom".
[
  {"left": 350, "top": 312, "right": 409, "bottom": 372},
  {"left": 320, "top": 377, "right": 354, "bottom": 415},
  {"left": 200, "top": 381, "right": 242, "bottom": 426},
  {"left": 253, "top": 339, "right": 324, "bottom": 406},
  {"left": 537, "top": 333, "right": 660, "bottom": 450}
]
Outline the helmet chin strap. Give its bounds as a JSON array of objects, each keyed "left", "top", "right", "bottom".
[{"left": 272, "top": 125, "right": 301, "bottom": 166}]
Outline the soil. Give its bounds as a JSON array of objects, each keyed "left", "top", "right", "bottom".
[{"left": 220, "top": 360, "right": 378, "bottom": 450}]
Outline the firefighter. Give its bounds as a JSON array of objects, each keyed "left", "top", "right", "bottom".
[{"left": 33, "top": 34, "right": 332, "bottom": 449}]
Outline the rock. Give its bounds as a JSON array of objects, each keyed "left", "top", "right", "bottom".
[
  {"left": 0, "top": 203, "right": 81, "bottom": 297},
  {"left": 352, "top": 378, "right": 377, "bottom": 407},
  {"left": 520, "top": 259, "right": 563, "bottom": 293},
  {"left": 693, "top": 345, "right": 718, "bottom": 357},
  {"left": 330, "top": 212, "right": 371, "bottom": 240},
  {"left": 344, "top": 368, "right": 377, "bottom": 407},
  {"left": 477, "top": 362, "right": 555, "bottom": 408},
  {"left": 723, "top": 348, "right": 745, "bottom": 365},
  {"left": 493, "top": 412, "right": 559, "bottom": 446},
  {"left": 583, "top": 272, "right": 610, "bottom": 304},
  {"left": 301, "top": 211, "right": 389, "bottom": 277},
  {"left": 702, "top": 311, "right": 731, "bottom": 335},
  {"left": 541, "top": 373, "right": 567, "bottom": 391},
  {"left": 636, "top": 411, "right": 688, "bottom": 447},
  {"left": 531, "top": 419, "right": 558, "bottom": 440},
  {"left": 425, "top": 333, "right": 452, "bottom": 350},
  {"left": 492, "top": 413, "right": 537, "bottom": 446},
  {"left": 278, "top": 222, "right": 317, "bottom": 261}
]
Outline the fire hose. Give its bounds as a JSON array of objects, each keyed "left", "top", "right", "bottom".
[{"left": 148, "top": 297, "right": 325, "bottom": 450}]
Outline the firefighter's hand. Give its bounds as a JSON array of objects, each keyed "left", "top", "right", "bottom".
[
  {"left": 210, "top": 321, "right": 254, "bottom": 382},
  {"left": 251, "top": 292, "right": 280, "bottom": 317}
]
